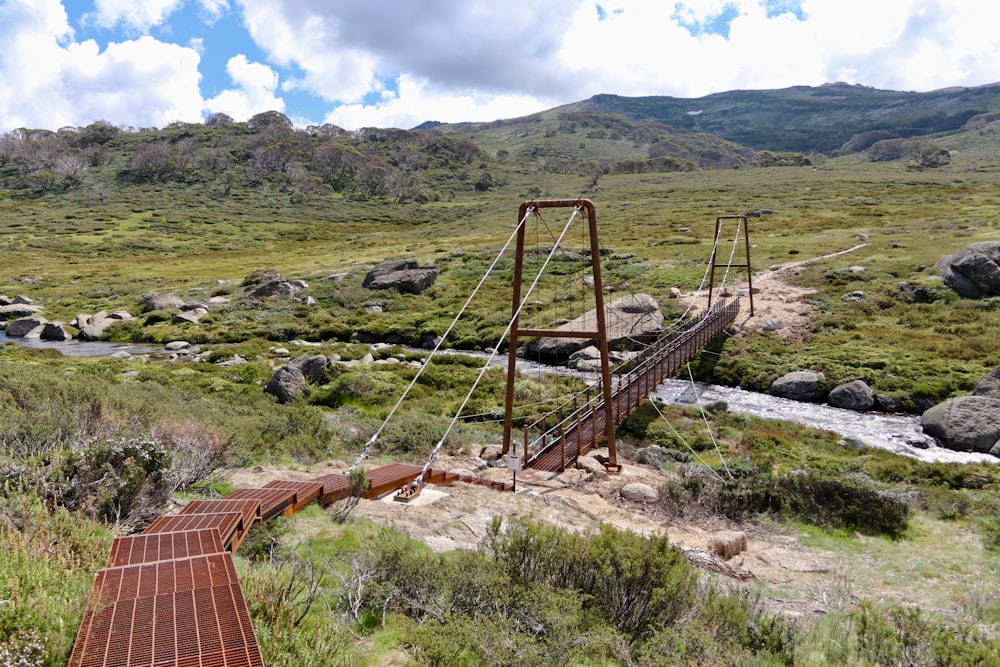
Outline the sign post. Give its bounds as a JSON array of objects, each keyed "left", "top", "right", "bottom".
[{"left": 508, "top": 453, "right": 520, "bottom": 493}]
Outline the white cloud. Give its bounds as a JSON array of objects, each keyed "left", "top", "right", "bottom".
[
  {"left": 0, "top": 1, "right": 205, "bottom": 131},
  {"left": 197, "top": 0, "right": 231, "bottom": 21},
  {"left": 91, "top": 0, "right": 183, "bottom": 32},
  {"left": 325, "top": 75, "right": 555, "bottom": 130},
  {"left": 204, "top": 54, "right": 285, "bottom": 121}
]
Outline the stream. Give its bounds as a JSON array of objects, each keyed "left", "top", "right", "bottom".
[{"left": 2, "top": 334, "right": 995, "bottom": 466}]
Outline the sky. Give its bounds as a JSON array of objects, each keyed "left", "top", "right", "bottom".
[{"left": 1, "top": 0, "right": 998, "bottom": 133}]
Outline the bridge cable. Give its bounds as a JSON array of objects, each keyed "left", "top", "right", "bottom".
[
  {"left": 646, "top": 398, "right": 727, "bottom": 482},
  {"left": 597, "top": 215, "right": 728, "bottom": 353},
  {"left": 686, "top": 362, "right": 733, "bottom": 479},
  {"left": 712, "top": 215, "right": 746, "bottom": 309},
  {"left": 347, "top": 206, "right": 536, "bottom": 472},
  {"left": 413, "top": 204, "right": 584, "bottom": 485}
]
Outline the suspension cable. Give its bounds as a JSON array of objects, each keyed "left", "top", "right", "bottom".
[
  {"left": 348, "top": 206, "right": 535, "bottom": 471},
  {"left": 413, "top": 205, "right": 583, "bottom": 485},
  {"left": 713, "top": 216, "right": 745, "bottom": 305},
  {"left": 686, "top": 362, "right": 732, "bottom": 479}
]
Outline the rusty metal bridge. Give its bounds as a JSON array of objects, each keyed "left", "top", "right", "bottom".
[
  {"left": 523, "top": 297, "right": 741, "bottom": 472},
  {"left": 68, "top": 200, "right": 751, "bottom": 666}
]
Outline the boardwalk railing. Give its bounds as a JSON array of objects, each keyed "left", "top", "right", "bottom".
[{"left": 526, "top": 299, "right": 740, "bottom": 472}]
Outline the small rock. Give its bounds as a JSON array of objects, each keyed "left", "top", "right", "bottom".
[{"left": 620, "top": 482, "right": 658, "bottom": 503}]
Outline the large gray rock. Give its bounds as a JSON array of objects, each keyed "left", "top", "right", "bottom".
[
  {"left": 287, "top": 354, "right": 331, "bottom": 383},
  {"left": 828, "top": 380, "right": 876, "bottom": 411},
  {"left": 264, "top": 366, "right": 308, "bottom": 404},
  {"left": 620, "top": 482, "right": 659, "bottom": 503},
  {"left": 922, "top": 395, "right": 1000, "bottom": 455},
  {"left": 40, "top": 322, "right": 72, "bottom": 341},
  {"left": 769, "top": 370, "right": 826, "bottom": 403},
  {"left": 139, "top": 293, "right": 185, "bottom": 312},
  {"left": 972, "top": 367, "right": 1000, "bottom": 398},
  {"left": 76, "top": 311, "right": 135, "bottom": 340},
  {"left": 246, "top": 280, "right": 299, "bottom": 299},
  {"left": 936, "top": 241, "right": 1000, "bottom": 298},
  {"left": 173, "top": 308, "right": 208, "bottom": 324},
  {"left": 0, "top": 303, "right": 43, "bottom": 321},
  {"left": 363, "top": 259, "right": 438, "bottom": 294},
  {"left": 524, "top": 294, "right": 664, "bottom": 364},
  {"left": 5, "top": 315, "right": 47, "bottom": 337}
]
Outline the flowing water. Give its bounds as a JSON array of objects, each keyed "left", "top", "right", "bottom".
[
  {"left": 652, "top": 378, "right": 997, "bottom": 465},
  {"left": 3, "top": 334, "right": 994, "bottom": 465}
]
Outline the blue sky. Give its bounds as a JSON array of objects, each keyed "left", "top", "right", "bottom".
[{"left": 1, "top": 0, "right": 998, "bottom": 133}]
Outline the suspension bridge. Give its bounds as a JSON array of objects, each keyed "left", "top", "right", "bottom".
[{"left": 68, "top": 199, "right": 752, "bottom": 666}]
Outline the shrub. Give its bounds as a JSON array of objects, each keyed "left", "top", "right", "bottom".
[{"left": 45, "top": 437, "right": 172, "bottom": 529}]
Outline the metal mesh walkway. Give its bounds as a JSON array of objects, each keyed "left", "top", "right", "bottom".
[{"left": 70, "top": 463, "right": 509, "bottom": 666}]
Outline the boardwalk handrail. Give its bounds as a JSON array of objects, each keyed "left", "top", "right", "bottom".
[{"left": 526, "top": 299, "right": 739, "bottom": 470}]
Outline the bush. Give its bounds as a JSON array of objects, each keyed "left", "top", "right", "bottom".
[{"left": 661, "top": 469, "right": 910, "bottom": 537}]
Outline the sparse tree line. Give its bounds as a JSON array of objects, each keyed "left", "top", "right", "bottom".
[{"left": 0, "top": 111, "right": 487, "bottom": 202}]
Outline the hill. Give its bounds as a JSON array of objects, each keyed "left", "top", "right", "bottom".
[{"left": 423, "top": 81, "right": 1000, "bottom": 155}]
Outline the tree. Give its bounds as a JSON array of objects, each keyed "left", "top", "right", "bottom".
[
  {"left": 203, "top": 112, "right": 234, "bottom": 128},
  {"left": 248, "top": 110, "right": 292, "bottom": 131},
  {"left": 312, "top": 142, "right": 361, "bottom": 190},
  {"left": 907, "top": 138, "right": 951, "bottom": 168},
  {"left": 77, "top": 120, "right": 120, "bottom": 147},
  {"left": 129, "top": 142, "right": 174, "bottom": 181}
]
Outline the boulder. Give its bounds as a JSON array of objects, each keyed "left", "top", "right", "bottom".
[
  {"left": 5, "top": 315, "right": 47, "bottom": 337},
  {"left": 0, "top": 303, "right": 43, "bottom": 321},
  {"left": 972, "top": 366, "right": 1000, "bottom": 398},
  {"left": 921, "top": 395, "right": 1000, "bottom": 455},
  {"left": 875, "top": 394, "right": 903, "bottom": 413},
  {"left": 140, "top": 294, "right": 184, "bottom": 312},
  {"left": 287, "top": 354, "right": 331, "bottom": 383},
  {"left": 173, "top": 308, "right": 208, "bottom": 324},
  {"left": 40, "top": 322, "right": 73, "bottom": 341},
  {"left": 524, "top": 294, "right": 664, "bottom": 364},
  {"left": 620, "top": 482, "right": 659, "bottom": 503},
  {"left": 769, "top": 370, "right": 826, "bottom": 403},
  {"left": 77, "top": 311, "right": 134, "bottom": 340},
  {"left": 242, "top": 268, "right": 281, "bottom": 287},
  {"left": 363, "top": 259, "right": 438, "bottom": 294},
  {"left": 246, "top": 280, "right": 299, "bottom": 299},
  {"left": 264, "top": 366, "right": 308, "bottom": 404},
  {"left": 828, "top": 380, "right": 876, "bottom": 411},
  {"left": 936, "top": 241, "right": 1000, "bottom": 298}
]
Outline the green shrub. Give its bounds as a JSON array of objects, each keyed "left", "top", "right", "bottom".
[{"left": 853, "top": 601, "right": 1000, "bottom": 666}]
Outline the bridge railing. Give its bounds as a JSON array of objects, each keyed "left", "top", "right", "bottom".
[{"left": 525, "top": 298, "right": 739, "bottom": 469}]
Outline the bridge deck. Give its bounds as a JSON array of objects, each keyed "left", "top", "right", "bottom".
[{"left": 527, "top": 300, "right": 739, "bottom": 472}]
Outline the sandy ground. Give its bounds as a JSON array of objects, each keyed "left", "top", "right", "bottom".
[{"left": 229, "top": 452, "right": 847, "bottom": 619}]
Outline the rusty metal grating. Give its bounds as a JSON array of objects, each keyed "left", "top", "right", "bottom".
[
  {"left": 262, "top": 479, "right": 323, "bottom": 512},
  {"left": 109, "top": 528, "right": 225, "bottom": 567},
  {"left": 307, "top": 472, "right": 350, "bottom": 500},
  {"left": 72, "top": 463, "right": 514, "bottom": 666},
  {"left": 223, "top": 487, "right": 298, "bottom": 520},
  {"left": 363, "top": 463, "right": 423, "bottom": 497},
  {"left": 143, "top": 511, "right": 244, "bottom": 551},
  {"left": 69, "top": 553, "right": 263, "bottom": 667},
  {"left": 180, "top": 497, "right": 262, "bottom": 525}
]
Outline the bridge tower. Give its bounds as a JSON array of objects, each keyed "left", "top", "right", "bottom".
[{"left": 501, "top": 198, "right": 620, "bottom": 472}]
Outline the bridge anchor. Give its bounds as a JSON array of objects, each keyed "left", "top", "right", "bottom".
[{"left": 393, "top": 481, "right": 423, "bottom": 502}]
